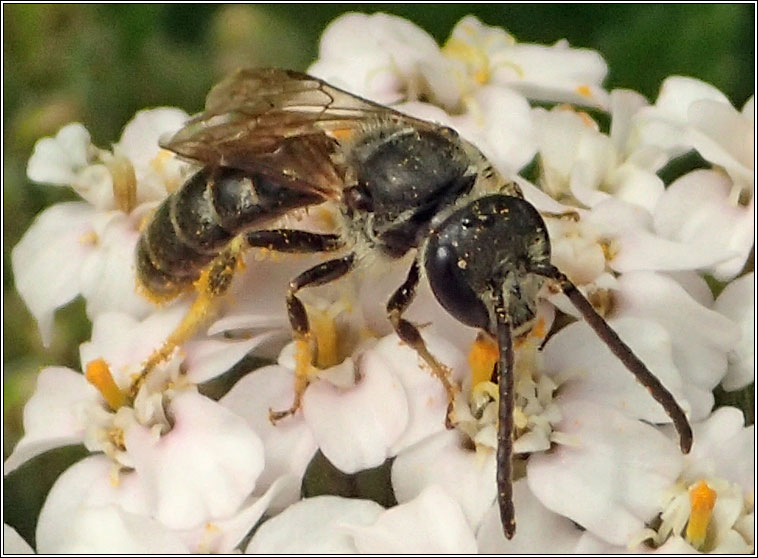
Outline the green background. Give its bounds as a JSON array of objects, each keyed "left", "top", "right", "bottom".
[{"left": 3, "top": 4, "right": 755, "bottom": 455}]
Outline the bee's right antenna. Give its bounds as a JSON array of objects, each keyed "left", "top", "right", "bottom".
[{"left": 530, "top": 264, "right": 693, "bottom": 454}]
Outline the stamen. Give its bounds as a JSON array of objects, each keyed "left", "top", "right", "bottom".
[
  {"left": 442, "top": 38, "right": 491, "bottom": 85},
  {"left": 468, "top": 333, "right": 499, "bottom": 387},
  {"left": 85, "top": 358, "right": 127, "bottom": 411},
  {"left": 106, "top": 153, "right": 137, "bottom": 213},
  {"left": 78, "top": 231, "right": 99, "bottom": 246},
  {"left": 307, "top": 305, "right": 341, "bottom": 369},
  {"left": 686, "top": 480, "right": 717, "bottom": 549},
  {"left": 576, "top": 84, "right": 593, "bottom": 98}
]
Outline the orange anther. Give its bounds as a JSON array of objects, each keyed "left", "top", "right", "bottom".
[{"left": 85, "top": 358, "right": 127, "bottom": 410}]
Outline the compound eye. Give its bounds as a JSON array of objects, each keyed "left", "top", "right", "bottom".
[{"left": 425, "top": 243, "right": 490, "bottom": 330}]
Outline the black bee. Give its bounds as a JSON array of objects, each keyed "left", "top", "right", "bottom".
[{"left": 134, "top": 68, "right": 692, "bottom": 539}]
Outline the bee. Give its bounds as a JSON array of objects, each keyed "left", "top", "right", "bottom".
[{"left": 134, "top": 68, "right": 692, "bottom": 539}]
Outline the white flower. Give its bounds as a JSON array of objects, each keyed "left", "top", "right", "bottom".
[
  {"left": 440, "top": 15, "right": 609, "bottom": 109},
  {"left": 476, "top": 479, "right": 584, "bottom": 553},
  {"left": 34, "top": 456, "right": 291, "bottom": 553},
  {"left": 308, "top": 12, "right": 442, "bottom": 106},
  {"left": 533, "top": 101, "right": 665, "bottom": 213},
  {"left": 653, "top": 169, "right": 754, "bottom": 281},
  {"left": 247, "top": 486, "right": 478, "bottom": 553},
  {"left": 612, "top": 271, "right": 740, "bottom": 420},
  {"left": 712, "top": 273, "right": 755, "bottom": 391},
  {"left": 245, "top": 495, "right": 385, "bottom": 553},
  {"left": 14, "top": 108, "right": 191, "bottom": 345},
  {"left": 636, "top": 77, "right": 754, "bottom": 190},
  {"left": 5, "top": 307, "right": 270, "bottom": 551},
  {"left": 527, "top": 399, "right": 685, "bottom": 546},
  {"left": 633, "top": 407, "right": 754, "bottom": 553},
  {"left": 3, "top": 525, "right": 35, "bottom": 554},
  {"left": 309, "top": 13, "right": 613, "bottom": 176}
]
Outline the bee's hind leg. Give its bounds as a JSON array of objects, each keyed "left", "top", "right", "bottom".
[
  {"left": 387, "top": 259, "right": 458, "bottom": 428},
  {"left": 130, "top": 237, "right": 246, "bottom": 399}
]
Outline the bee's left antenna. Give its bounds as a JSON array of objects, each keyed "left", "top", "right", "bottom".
[{"left": 530, "top": 264, "right": 693, "bottom": 454}]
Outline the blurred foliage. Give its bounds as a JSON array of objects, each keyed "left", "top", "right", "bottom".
[
  {"left": 2, "top": 4, "right": 754, "bottom": 456},
  {"left": 3, "top": 444, "right": 90, "bottom": 547},
  {"left": 302, "top": 451, "right": 397, "bottom": 508}
]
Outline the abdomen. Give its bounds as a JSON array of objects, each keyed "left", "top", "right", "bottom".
[{"left": 136, "top": 167, "right": 322, "bottom": 300}]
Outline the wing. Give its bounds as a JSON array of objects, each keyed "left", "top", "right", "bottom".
[{"left": 161, "top": 68, "right": 439, "bottom": 199}]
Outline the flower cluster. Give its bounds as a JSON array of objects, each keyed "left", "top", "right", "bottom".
[{"left": 6, "top": 13, "right": 754, "bottom": 554}]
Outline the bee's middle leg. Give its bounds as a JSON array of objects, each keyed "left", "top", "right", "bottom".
[
  {"left": 247, "top": 229, "right": 355, "bottom": 423},
  {"left": 387, "top": 259, "right": 458, "bottom": 427}
]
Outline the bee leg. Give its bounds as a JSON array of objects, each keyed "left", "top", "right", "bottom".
[
  {"left": 387, "top": 259, "right": 458, "bottom": 428},
  {"left": 269, "top": 253, "right": 357, "bottom": 423},
  {"left": 246, "top": 229, "right": 344, "bottom": 253},
  {"left": 129, "top": 237, "right": 245, "bottom": 399},
  {"left": 494, "top": 291, "right": 516, "bottom": 539}
]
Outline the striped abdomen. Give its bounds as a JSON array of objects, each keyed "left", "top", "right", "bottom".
[{"left": 136, "top": 168, "right": 323, "bottom": 299}]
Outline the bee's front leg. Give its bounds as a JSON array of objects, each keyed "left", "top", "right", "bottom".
[{"left": 386, "top": 259, "right": 459, "bottom": 428}]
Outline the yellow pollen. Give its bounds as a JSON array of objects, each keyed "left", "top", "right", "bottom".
[
  {"left": 576, "top": 84, "right": 593, "bottom": 98},
  {"left": 109, "top": 464, "right": 122, "bottom": 487},
  {"left": 309, "top": 306, "right": 340, "bottom": 369},
  {"left": 473, "top": 68, "right": 490, "bottom": 85},
  {"left": 78, "top": 230, "right": 99, "bottom": 246},
  {"left": 150, "top": 149, "right": 171, "bottom": 173},
  {"left": 107, "top": 426, "right": 125, "bottom": 451},
  {"left": 442, "top": 37, "right": 491, "bottom": 85},
  {"left": 85, "top": 358, "right": 127, "bottom": 411},
  {"left": 468, "top": 334, "right": 499, "bottom": 387},
  {"left": 106, "top": 153, "right": 137, "bottom": 213},
  {"left": 686, "top": 480, "right": 717, "bottom": 549},
  {"left": 578, "top": 111, "right": 596, "bottom": 129},
  {"left": 471, "top": 380, "right": 499, "bottom": 402},
  {"left": 600, "top": 239, "right": 619, "bottom": 261}
]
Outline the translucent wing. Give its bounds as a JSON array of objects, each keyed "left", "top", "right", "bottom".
[{"left": 161, "top": 68, "right": 437, "bottom": 198}]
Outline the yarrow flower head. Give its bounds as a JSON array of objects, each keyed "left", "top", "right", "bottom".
[
  {"left": 12, "top": 108, "right": 194, "bottom": 345},
  {"left": 6, "top": 11, "right": 754, "bottom": 554}
]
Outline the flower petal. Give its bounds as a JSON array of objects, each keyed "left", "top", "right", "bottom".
[
  {"left": 36, "top": 455, "right": 154, "bottom": 552},
  {"left": 124, "top": 391, "right": 264, "bottom": 529},
  {"left": 683, "top": 407, "right": 754, "bottom": 494},
  {"left": 4, "top": 367, "right": 98, "bottom": 474},
  {"left": 493, "top": 41, "right": 609, "bottom": 109},
  {"left": 302, "top": 346, "right": 408, "bottom": 474},
  {"left": 615, "top": 271, "right": 739, "bottom": 417},
  {"left": 115, "top": 108, "right": 188, "bottom": 177},
  {"left": 476, "top": 479, "right": 583, "bottom": 553},
  {"left": 181, "top": 475, "right": 297, "bottom": 553},
  {"left": 349, "top": 485, "right": 478, "bottom": 553},
  {"left": 687, "top": 100, "right": 754, "bottom": 190},
  {"left": 713, "top": 272, "right": 755, "bottom": 391},
  {"left": 11, "top": 202, "right": 97, "bottom": 345},
  {"left": 183, "top": 330, "right": 281, "bottom": 384},
  {"left": 527, "top": 399, "right": 683, "bottom": 545},
  {"left": 542, "top": 317, "right": 689, "bottom": 424},
  {"left": 221, "top": 365, "right": 317, "bottom": 504},
  {"left": 451, "top": 85, "right": 536, "bottom": 175},
  {"left": 392, "top": 429, "right": 495, "bottom": 529},
  {"left": 245, "top": 496, "right": 384, "bottom": 553},
  {"left": 653, "top": 169, "right": 753, "bottom": 281},
  {"left": 78, "top": 211, "right": 155, "bottom": 321},
  {"left": 26, "top": 123, "right": 92, "bottom": 186},
  {"left": 3, "top": 525, "right": 34, "bottom": 554}
]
